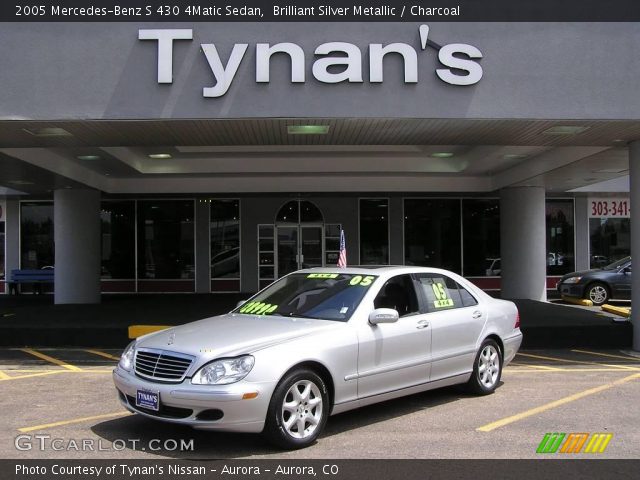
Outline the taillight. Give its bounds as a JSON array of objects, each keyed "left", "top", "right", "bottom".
[{"left": 514, "top": 309, "right": 521, "bottom": 329}]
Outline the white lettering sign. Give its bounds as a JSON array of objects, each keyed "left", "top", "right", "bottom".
[
  {"left": 140, "top": 25, "right": 483, "bottom": 97},
  {"left": 588, "top": 197, "right": 631, "bottom": 218}
]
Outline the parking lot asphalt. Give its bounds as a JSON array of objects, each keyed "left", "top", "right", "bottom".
[{"left": 1, "top": 348, "right": 639, "bottom": 459}]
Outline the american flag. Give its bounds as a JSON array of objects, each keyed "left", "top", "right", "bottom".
[{"left": 337, "top": 229, "right": 347, "bottom": 268}]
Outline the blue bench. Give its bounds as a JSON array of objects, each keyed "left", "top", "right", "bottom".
[{"left": 9, "top": 269, "right": 54, "bottom": 295}]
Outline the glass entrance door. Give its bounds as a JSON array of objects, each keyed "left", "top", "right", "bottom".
[
  {"left": 300, "top": 226, "right": 323, "bottom": 269},
  {"left": 276, "top": 225, "right": 324, "bottom": 277}
]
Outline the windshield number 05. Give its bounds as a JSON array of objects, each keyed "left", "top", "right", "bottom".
[{"left": 349, "top": 275, "right": 375, "bottom": 286}]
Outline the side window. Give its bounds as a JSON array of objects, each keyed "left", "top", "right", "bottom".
[
  {"left": 416, "top": 274, "right": 464, "bottom": 313},
  {"left": 373, "top": 274, "right": 420, "bottom": 317},
  {"left": 458, "top": 284, "right": 478, "bottom": 307}
]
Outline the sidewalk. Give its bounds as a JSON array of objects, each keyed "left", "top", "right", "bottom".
[{"left": 0, "top": 294, "right": 632, "bottom": 348}]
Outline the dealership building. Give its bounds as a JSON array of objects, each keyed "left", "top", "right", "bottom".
[{"left": 0, "top": 22, "right": 637, "bottom": 345}]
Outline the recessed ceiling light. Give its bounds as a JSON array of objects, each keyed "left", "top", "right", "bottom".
[
  {"left": 8, "top": 180, "right": 34, "bottom": 185},
  {"left": 148, "top": 153, "right": 172, "bottom": 159},
  {"left": 287, "top": 125, "right": 330, "bottom": 135},
  {"left": 542, "top": 125, "right": 590, "bottom": 135},
  {"left": 22, "top": 127, "right": 73, "bottom": 137},
  {"left": 76, "top": 155, "right": 101, "bottom": 161},
  {"left": 503, "top": 154, "right": 528, "bottom": 160},
  {"left": 430, "top": 152, "right": 454, "bottom": 158},
  {"left": 592, "top": 168, "right": 627, "bottom": 174}
]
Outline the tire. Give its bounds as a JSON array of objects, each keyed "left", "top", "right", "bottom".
[
  {"left": 263, "top": 369, "right": 329, "bottom": 450},
  {"left": 585, "top": 282, "right": 609, "bottom": 306},
  {"left": 466, "top": 339, "right": 502, "bottom": 395}
]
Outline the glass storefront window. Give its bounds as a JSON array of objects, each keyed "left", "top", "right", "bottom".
[
  {"left": 546, "top": 199, "right": 575, "bottom": 275},
  {"left": 210, "top": 200, "right": 240, "bottom": 278},
  {"left": 359, "top": 199, "right": 389, "bottom": 265},
  {"left": 20, "top": 202, "right": 54, "bottom": 269},
  {"left": 462, "top": 199, "right": 500, "bottom": 276},
  {"left": 589, "top": 218, "right": 630, "bottom": 268},
  {"left": 404, "top": 199, "right": 461, "bottom": 273},
  {"left": 137, "top": 200, "right": 194, "bottom": 279},
  {"left": 100, "top": 201, "right": 135, "bottom": 279},
  {"left": 0, "top": 222, "right": 5, "bottom": 281}
]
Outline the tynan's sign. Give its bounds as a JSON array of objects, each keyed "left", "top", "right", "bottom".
[{"left": 139, "top": 25, "right": 483, "bottom": 98}]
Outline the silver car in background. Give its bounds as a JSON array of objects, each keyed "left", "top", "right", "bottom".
[{"left": 113, "top": 266, "right": 522, "bottom": 449}]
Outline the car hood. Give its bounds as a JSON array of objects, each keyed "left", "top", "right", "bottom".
[
  {"left": 560, "top": 269, "right": 614, "bottom": 281},
  {"left": 135, "top": 314, "right": 339, "bottom": 360}
]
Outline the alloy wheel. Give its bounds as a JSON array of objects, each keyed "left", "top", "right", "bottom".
[
  {"left": 478, "top": 345, "right": 500, "bottom": 389},
  {"left": 281, "top": 380, "right": 323, "bottom": 439}
]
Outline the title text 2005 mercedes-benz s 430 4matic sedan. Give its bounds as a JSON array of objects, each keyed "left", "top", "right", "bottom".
[{"left": 113, "top": 266, "right": 522, "bottom": 449}]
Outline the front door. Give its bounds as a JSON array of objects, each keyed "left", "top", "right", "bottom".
[{"left": 276, "top": 225, "right": 324, "bottom": 277}]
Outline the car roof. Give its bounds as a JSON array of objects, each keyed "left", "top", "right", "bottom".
[{"left": 296, "top": 265, "right": 458, "bottom": 276}]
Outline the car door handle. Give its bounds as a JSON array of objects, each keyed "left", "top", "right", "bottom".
[
  {"left": 472, "top": 311, "right": 483, "bottom": 319},
  {"left": 416, "top": 320, "right": 429, "bottom": 329}
]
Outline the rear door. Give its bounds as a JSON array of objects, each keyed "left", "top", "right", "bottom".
[{"left": 414, "top": 273, "right": 485, "bottom": 381}]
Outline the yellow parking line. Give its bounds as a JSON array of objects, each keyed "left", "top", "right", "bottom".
[
  {"left": 509, "top": 362, "right": 560, "bottom": 370},
  {"left": 571, "top": 349, "right": 640, "bottom": 362},
  {"left": 84, "top": 349, "right": 120, "bottom": 361},
  {"left": 0, "top": 370, "right": 11, "bottom": 380},
  {"left": 20, "top": 348, "right": 82, "bottom": 372},
  {"left": 0, "top": 371, "right": 67, "bottom": 381},
  {"left": 18, "top": 412, "right": 131, "bottom": 433},
  {"left": 517, "top": 352, "right": 638, "bottom": 371},
  {"left": 505, "top": 368, "right": 640, "bottom": 373},
  {"left": 477, "top": 373, "right": 640, "bottom": 432}
]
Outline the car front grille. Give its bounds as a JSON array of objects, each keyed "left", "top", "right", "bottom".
[{"left": 134, "top": 348, "right": 194, "bottom": 383}]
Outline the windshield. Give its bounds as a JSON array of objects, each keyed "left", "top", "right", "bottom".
[
  {"left": 603, "top": 256, "right": 631, "bottom": 270},
  {"left": 234, "top": 272, "right": 379, "bottom": 321}
]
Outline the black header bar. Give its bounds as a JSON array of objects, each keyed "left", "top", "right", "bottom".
[
  {"left": 3, "top": 459, "right": 640, "bottom": 480},
  {"left": 2, "top": 0, "right": 640, "bottom": 22}
]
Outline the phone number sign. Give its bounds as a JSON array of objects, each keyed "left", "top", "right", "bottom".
[{"left": 588, "top": 197, "right": 631, "bottom": 218}]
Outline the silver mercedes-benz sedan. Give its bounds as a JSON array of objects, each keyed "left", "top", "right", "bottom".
[{"left": 113, "top": 266, "right": 522, "bottom": 449}]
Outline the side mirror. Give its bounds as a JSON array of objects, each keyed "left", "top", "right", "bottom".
[
  {"left": 236, "top": 300, "right": 248, "bottom": 308},
  {"left": 369, "top": 308, "right": 399, "bottom": 325},
  {"left": 623, "top": 266, "right": 632, "bottom": 274}
]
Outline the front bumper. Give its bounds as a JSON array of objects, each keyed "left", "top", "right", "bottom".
[
  {"left": 556, "top": 281, "right": 586, "bottom": 298},
  {"left": 112, "top": 366, "right": 275, "bottom": 433}
]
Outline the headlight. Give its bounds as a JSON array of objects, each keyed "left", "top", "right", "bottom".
[
  {"left": 191, "top": 355, "right": 255, "bottom": 385},
  {"left": 119, "top": 341, "right": 136, "bottom": 371},
  {"left": 563, "top": 276, "right": 582, "bottom": 284}
]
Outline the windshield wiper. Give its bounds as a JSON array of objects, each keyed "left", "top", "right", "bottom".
[{"left": 284, "top": 312, "right": 319, "bottom": 319}]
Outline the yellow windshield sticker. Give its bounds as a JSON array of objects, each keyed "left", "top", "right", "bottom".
[
  {"left": 307, "top": 273, "right": 339, "bottom": 279},
  {"left": 431, "top": 282, "right": 454, "bottom": 308},
  {"left": 434, "top": 298, "right": 455, "bottom": 308},
  {"left": 239, "top": 302, "right": 278, "bottom": 315},
  {"left": 349, "top": 275, "right": 375, "bottom": 286}
]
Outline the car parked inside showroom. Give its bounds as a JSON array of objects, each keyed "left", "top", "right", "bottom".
[
  {"left": 557, "top": 256, "right": 632, "bottom": 306},
  {"left": 113, "top": 266, "right": 522, "bottom": 449}
]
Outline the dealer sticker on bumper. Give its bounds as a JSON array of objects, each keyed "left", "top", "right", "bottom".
[{"left": 136, "top": 389, "right": 159, "bottom": 411}]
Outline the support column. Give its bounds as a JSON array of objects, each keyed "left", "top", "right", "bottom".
[
  {"left": 54, "top": 189, "right": 101, "bottom": 304},
  {"left": 630, "top": 142, "right": 640, "bottom": 351},
  {"left": 574, "top": 196, "right": 591, "bottom": 272},
  {"left": 500, "top": 186, "right": 547, "bottom": 301}
]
